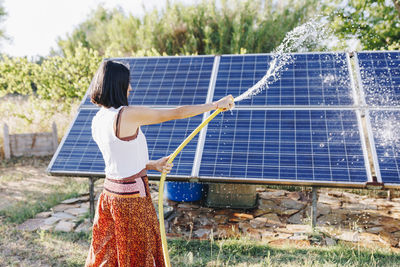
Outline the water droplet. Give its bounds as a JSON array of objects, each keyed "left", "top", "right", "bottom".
[{"left": 233, "top": 18, "right": 329, "bottom": 103}]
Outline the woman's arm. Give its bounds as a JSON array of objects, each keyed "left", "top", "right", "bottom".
[
  {"left": 146, "top": 156, "right": 173, "bottom": 173},
  {"left": 124, "top": 95, "right": 234, "bottom": 127}
]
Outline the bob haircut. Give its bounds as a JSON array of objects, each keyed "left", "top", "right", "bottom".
[{"left": 90, "top": 60, "right": 130, "bottom": 108}]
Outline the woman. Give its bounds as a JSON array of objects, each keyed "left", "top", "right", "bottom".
[{"left": 85, "top": 60, "right": 234, "bottom": 266}]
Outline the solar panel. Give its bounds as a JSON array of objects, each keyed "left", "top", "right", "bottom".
[
  {"left": 49, "top": 109, "right": 104, "bottom": 175},
  {"left": 49, "top": 52, "right": 385, "bottom": 188},
  {"left": 82, "top": 56, "right": 215, "bottom": 107},
  {"left": 367, "top": 110, "right": 400, "bottom": 186},
  {"left": 199, "top": 109, "right": 369, "bottom": 186},
  {"left": 48, "top": 108, "right": 203, "bottom": 178},
  {"left": 213, "top": 53, "right": 354, "bottom": 107},
  {"left": 356, "top": 51, "right": 400, "bottom": 107}
]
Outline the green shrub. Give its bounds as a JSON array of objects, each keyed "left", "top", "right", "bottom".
[{"left": 0, "top": 44, "right": 101, "bottom": 104}]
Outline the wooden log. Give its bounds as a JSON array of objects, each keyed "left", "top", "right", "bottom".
[
  {"left": 3, "top": 123, "right": 10, "bottom": 159},
  {"left": 52, "top": 122, "right": 58, "bottom": 152},
  {"left": 387, "top": 189, "right": 394, "bottom": 201}
]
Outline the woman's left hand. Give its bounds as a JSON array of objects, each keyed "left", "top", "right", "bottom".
[{"left": 154, "top": 156, "right": 173, "bottom": 173}]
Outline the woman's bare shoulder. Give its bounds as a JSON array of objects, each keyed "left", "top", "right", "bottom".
[
  {"left": 123, "top": 106, "right": 158, "bottom": 124},
  {"left": 123, "top": 105, "right": 178, "bottom": 126},
  {"left": 125, "top": 105, "right": 146, "bottom": 112}
]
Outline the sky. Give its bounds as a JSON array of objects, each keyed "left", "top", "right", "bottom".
[{"left": 2, "top": 0, "right": 195, "bottom": 58}]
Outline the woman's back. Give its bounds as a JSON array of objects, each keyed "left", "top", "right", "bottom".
[{"left": 92, "top": 106, "right": 149, "bottom": 179}]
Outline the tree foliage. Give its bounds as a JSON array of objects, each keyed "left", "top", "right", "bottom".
[
  {"left": 1, "top": 0, "right": 320, "bottom": 102},
  {"left": 0, "top": 56, "right": 37, "bottom": 96},
  {"left": 323, "top": 0, "right": 400, "bottom": 50},
  {"left": 8, "top": 0, "right": 399, "bottom": 103},
  {"left": 57, "top": 0, "right": 317, "bottom": 57},
  {"left": 34, "top": 44, "right": 101, "bottom": 101},
  {"left": 0, "top": 0, "right": 7, "bottom": 46},
  {"left": 0, "top": 45, "right": 101, "bottom": 103}
]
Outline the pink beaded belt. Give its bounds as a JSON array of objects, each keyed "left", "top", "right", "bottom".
[{"left": 103, "top": 169, "right": 147, "bottom": 198}]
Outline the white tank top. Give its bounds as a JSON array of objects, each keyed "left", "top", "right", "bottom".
[{"left": 91, "top": 106, "right": 149, "bottom": 179}]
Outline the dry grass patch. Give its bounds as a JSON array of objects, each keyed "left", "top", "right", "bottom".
[
  {"left": 0, "top": 221, "right": 90, "bottom": 267},
  {"left": 0, "top": 95, "right": 79, "bottom": 158},
  {"left": 0, "top": 156, "right": 87, "bottom": 223}
]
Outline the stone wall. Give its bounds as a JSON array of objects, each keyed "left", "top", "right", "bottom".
[{"left": 17, "top": 185, "right": 400, "bottom": 250}]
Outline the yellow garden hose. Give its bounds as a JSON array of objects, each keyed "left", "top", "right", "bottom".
[{"left": 158, "top": 108, "right": 223, "bottom": 267}]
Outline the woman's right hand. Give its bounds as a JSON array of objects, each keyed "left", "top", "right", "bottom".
[{"left": 214, "top": 95, "right": 235, "bottom": 111}]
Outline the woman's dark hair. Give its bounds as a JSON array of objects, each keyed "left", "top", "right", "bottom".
[{"left": 90, "top": 60, "right": 130, "bottom": 108}]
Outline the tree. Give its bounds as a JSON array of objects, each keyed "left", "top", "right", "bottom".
[
  {"left": 0, "top": 0, "right": 8, "bottom": 46},
  {"left": 0, "top": 44, "right": 101, "bottom": 104},
  {"left": 0, "top": 56, "right": 37, "bottom": 97},
  {"left": 34, "top": 44, "right": 101, "bottom": 102},
  {"left": 56, "top": 0, "right": 318, "bottom": 57},
  {"left": 323, "top": 0, "right": 400, "bottom": 50}
]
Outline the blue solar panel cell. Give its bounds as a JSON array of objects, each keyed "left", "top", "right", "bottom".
[
  {"left": 143, "top": 115, "right": 203, "bottom": 177},
  {"left": 50, "top": 109, "right": 104, "bottom": 174},
  {"left": 357, "top": 51, "right": 400, "bottom": 107},
  {"left": 83, "top": 56, "right": 214, "bottom": 107},
  {"left": 199, "top": 109, "right": 368, "bottom": 185},
  {"left": 213, "top": 53, "right": 354, "bottom": 106},
  {"left": 368, "top": 110, "right": 400, "bottom": 185},
  {"left": 49, "top": 108, "right": 202, "bottom": 177}
]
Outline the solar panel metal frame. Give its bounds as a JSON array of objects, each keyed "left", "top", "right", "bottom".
[
  {"left": 191, "top": 56, "right": 221, "bottom": 177},
  {"left": 48, "top": 52, "right": 378, "bottom": 188},
  {"left": 353, "top": 53, "right": 368, "bottom": 108},
  {"left": 364, "top": 110, "right": 383, "bottom": 185}
]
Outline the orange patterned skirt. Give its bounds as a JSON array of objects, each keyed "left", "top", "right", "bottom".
[{"left": 85, "top": 170, "right": 165, "bottom": 267}]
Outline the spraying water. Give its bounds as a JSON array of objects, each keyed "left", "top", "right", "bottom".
[
  {"left": 234, "top": 18, "right": 330, "bottom": 102},
  {"left": 371, "top": 111, "right": 400, "bottom": 158},
  {"left": 358, "top": 52, "right": 400, "bottom": 153}
]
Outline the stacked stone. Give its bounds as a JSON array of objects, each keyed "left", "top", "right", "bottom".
[
  {"left": 17, "top": 195, "right": 92, "bottom": 233},
  {"left": 17, "top": 186, "right": 400, "bottom": 250}
]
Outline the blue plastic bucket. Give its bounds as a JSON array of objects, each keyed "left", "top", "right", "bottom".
[{"left": 164, "top": 182, "right": 204, "bottom": 202}]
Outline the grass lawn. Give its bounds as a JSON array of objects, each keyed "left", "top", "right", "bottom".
[
  {"left": 1, "top": 157, "right": 400, "bottom": 266},
  {"left": 1, "top": 223, "right": 400, "bottom": 267},
  {"left": 169, "top": 239, "right": 400, "bottom": 267}
]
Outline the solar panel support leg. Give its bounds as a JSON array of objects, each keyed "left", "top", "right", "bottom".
[
  {"left": 89, "top": 177, "right": 97, "bottom": 222},
  {"left": 311, "top": 187, "right": 318, "bottom": 230}
]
